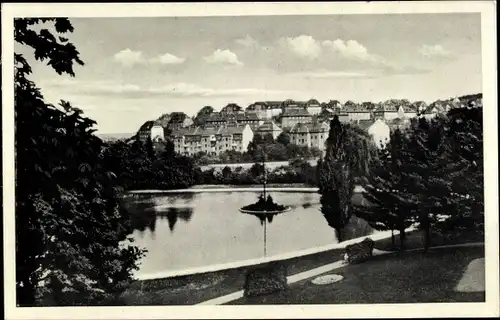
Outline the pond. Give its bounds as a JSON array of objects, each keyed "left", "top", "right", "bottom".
[{"left": 121, "top": 191, "right": 374, "bottom": 277}]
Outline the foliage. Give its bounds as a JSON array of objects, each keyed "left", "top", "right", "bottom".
[
  {"left": 193, "top": 106, "right": 214, "bottom": 126},
  {"left": 355, "top": 108, "right": 483, "bottom": 251},
  {"left": 103, "top": 140, "right": 197, "bottom": 190},
  {"left": 318, "top": 115, "right": 376, "bottom": 242},
  {"left": 276, "top": 132, "right": 291, "bottom": 146},
  {"left": 241, "top": 194, "right": 287, "bottom": 212},
  {"left": 354, "top": 129, "right": 414, "bottom": 250},
  {"left": 194, "top": 161, "right": 319, "bottom": 186},
  {"left": 15, "top": 18, "right": 145, "bottom": 306}
]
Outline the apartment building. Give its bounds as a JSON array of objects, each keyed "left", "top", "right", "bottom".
[
  {"left": 172, "top": 124, "right": 254, "bottom": 156},
  {"left": 150, "top": 121, "right": 165, "bottom": 142},
  {"left": 254, "top": 120, "right": 283, "bottom": 140},
  {"left": 344, "top": 104, "right": 372, "bottom": 121},
  {"left": 289, "top": 121, "right": 330, "bottom": 151},
  {"left": 306, "top": 99, "right": 321, "bottom": 115},
  {"left": 281, "top": 107, "right": 313, "bottom": 128},
  {"left": 167, "top": 112, "right": 193, "bottom": 131},
  {"left": 205, "top": 112, "right": 262, "bottom": 129},
  {"left": 245, "top": 102, "right": 273, "bottom": 120},
  {"left": 137, "top": 120, "right": 155, "bottom": 143}
]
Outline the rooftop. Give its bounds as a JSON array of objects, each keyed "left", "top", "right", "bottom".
[
  {"left": 256, "top": 120, "right": 282, "bottom": 132},
  {"left": 282, "top": 108, "right": 312, "bottom": 117},
  {"left": 353, "top": 119, "right": 375, "bottom": 131},
  {"left": 290, "top": 121, "right": 329, "bottom": 134},
  {"left": 206, "top": 112, "right": 260, "bottom": 122}
]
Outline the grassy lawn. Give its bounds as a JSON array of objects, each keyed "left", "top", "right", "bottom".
[
  {"left": 374, "top": 229, "right": 484, "bottom": 252},
  {"left": 116, "top": 230, "right": 483, "bottom": 305},
  {"left": 117, "top": 246, "right": 346, "bottom": 305},
  {"left": 228, "top": 245, "right": 485, "bottom": 305}
]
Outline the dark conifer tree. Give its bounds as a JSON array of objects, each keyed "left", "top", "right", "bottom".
[{"left": 318, "top": 116, "right": 375, "bottom": 242}]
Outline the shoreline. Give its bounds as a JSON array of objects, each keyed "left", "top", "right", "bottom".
[
  {"left": 127, "top": 184, "right": 365, "bottom": 194},
  {"left": 134, "top": 227, "right": 412, "bottom": 281},
  {"left": 128, "top": 186, "right": 320, "bottom": 194}
]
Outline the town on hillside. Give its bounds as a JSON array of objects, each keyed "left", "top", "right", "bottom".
[{"left": 135, "top": 94, "right": 483, "bottom": 157}]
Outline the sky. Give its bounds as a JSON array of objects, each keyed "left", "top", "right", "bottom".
[{"left": 17, "top": 13, "right": 482, "bottom": 134}]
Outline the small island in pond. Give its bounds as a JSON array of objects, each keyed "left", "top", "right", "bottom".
[{"left": 239, "top": 194, "right": 290, "bottom": 214}]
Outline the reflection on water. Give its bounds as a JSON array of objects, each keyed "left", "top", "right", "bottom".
[
  {"left": 122, "top": 193, "right": 195, "bottom": 233},
  {"left": 121, "top": 191, "right": 374, "bottom": 276},
  {"left": 243, "top": 211, "right": 282, "bottom": 226}
]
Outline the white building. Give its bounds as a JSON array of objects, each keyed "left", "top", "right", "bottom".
[
  {"left": 306, "top": 99, "right": 322, "bottom": 115},
  {"left": 150, "top": 121, "right": 165, "bottom": 142},
  {"left": 368, "top": 119, "right": 391, "bottom": 149}
]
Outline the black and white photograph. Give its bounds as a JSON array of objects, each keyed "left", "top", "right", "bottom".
[{"left": 2, "top": 2, "right": 498, "bottom": 319}]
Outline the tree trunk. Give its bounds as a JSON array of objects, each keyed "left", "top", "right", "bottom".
[
  {"left": 336, "top": 228, "right": 343, "bottom": 243},
  {"left": 423, "top": 222, "right": 431, "bottom": 253},
  {"left": 421, "top": 213, "right": 431, "bottom": 253},
  {"left": 391, "top": 229, "right": 395, "bottom": 248},
  {"left": 399, "top": 226, "right": 406, "bottom": 252}
]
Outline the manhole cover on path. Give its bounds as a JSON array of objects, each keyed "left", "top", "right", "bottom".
[{"left": 311, "top": 274, "right": 344, "bottom": 285}]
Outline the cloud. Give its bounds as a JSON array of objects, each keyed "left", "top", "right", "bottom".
[
  {"left": 419, "top": 44, "right": 453, "bottom": 58},
  {"left": 43, "top": 78, "right": 289, "bottom": 99},
  {"left": 288, "top": 70, "right": 374, "bottom": 79},
  {"left": 203, "top": 49, "right": 243, "bottom": 66},
  {"left": 322, "top": 39, "right": 380, "bottom": 62},
  {"left": 113, "top": 49, "right": 145, "bottom": 66},
  {"left": 279, "top": 35, "right": 321, "bottom": 59},
  {"left": 154, "top": 53, "right": 186, "bottom": 65},
  {"left": 288, "top": 64, "right": 429, "bottom": 79},
  {"left": 114, "top": 50, "right": 186, "bottom": 66},
  {"left": 236, "top": 35, "right": 259, "bottom": 48}
]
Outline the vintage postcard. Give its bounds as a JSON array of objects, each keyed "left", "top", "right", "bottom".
[{"left": 2, "top": 1, "right": 498, "bottom": 319}]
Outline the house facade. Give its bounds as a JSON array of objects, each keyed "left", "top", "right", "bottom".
[
  {"left": 137, "top": 120, "right": 155, "bottom": 143},
  {"left": 345, "top": 104, "right": 372, "bottom": 121},
  {"left": 281, "top": 107, "right": 313, "bottom": 128},
  {"left": 374, "top": 104, "right": 399, "bottom": 120},
  {"left": 150, "top": 121, "right": 165, "bottom": 142},
  {"left": 266, "top": 101, "right": 284, "bottom": 117},
  {"left": 399, "top": 105, "right": 418, "bottom": 118},
  {"left": 205, "top": 112, "right": 262, "bottom": 129},
  {"left": 255, "top": 120, "right": 283, "bottom": 140},
  {"left": 306, "top": 99, "right": 321, "bottom": 115},
  {"left": 246, "top": 102, "right": 273, "bottom": 119},
  {"left": 167, "top": 112, "right": 193, "bottom": 131},
  {"left": 289, "top": 121, "right": 329, "bottom": 151},
  {"left": 172, "top": 124, "right": 253, "bottom": 156}
]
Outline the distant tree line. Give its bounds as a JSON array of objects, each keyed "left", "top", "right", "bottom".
[
  {"left": 103, "top": 139, "right": 197, "bottom": 190},
  {"left": 194, "top": 158, "right": 319, "bottom": 186}
]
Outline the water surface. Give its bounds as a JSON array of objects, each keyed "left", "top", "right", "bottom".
[{"left": 122, "top": 191, "right": 373, "bottom": 277}]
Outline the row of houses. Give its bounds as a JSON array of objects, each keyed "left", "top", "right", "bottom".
[
  {"left": 136, "top": 94, "right": 483, "bottom": 156},
  {"left": 143, "top": 95, "right": 482, "bottom": 141}
]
